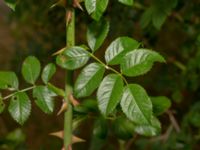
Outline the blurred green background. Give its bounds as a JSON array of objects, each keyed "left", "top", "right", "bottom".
[{"left": 0, "top": 0, "right": 200, "bottom": 149}]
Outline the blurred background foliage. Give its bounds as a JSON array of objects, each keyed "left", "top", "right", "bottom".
[{"left": 0, "top": 0, "right": 200, "bottom": 149}]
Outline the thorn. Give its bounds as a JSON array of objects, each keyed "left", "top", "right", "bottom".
[
  {"left": 73, "top": 0, "right": 83, "bottom": 11},
  {"left": 66, "top": 10, "right": 73, "bottom": 26},
  {"left": 52, "top": 47, "right": 66, "bottom": 56},
  {"left": 68, "top": 145, "right": 72, "bottom": 150},
  {"left": 72, "top": 135, "right": 85, "bottom": 144},
  {"left": 50, "top": 0, "right": 67, "bottom": 9},
  {"left": 61, "top": 146, "right": 72, "bottom": 150},
  {"left": 57, "top": 100, "right": 68, "bottom": 116},
  {"left": 50, "top": 3, "right": 57, "bottom": 9},
  {"left": 49, "top": 130, "right": 64, "bottom": 139},
  {"left": 68, "top": 94, "right": 80, "bottom": 106}
]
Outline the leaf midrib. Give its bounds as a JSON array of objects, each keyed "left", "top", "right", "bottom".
[{"left": 127, "top": 87, "right": 151, "bottom": 124}]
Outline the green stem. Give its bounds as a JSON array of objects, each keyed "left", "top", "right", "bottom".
[
  {"left": 89, "top": 53, "right": 128, "bottom": 85},
  {"left": 64, "top": 5, "right": 75, "bottom": 149},
  {"left": 173, "top": 60, "right": 186, "bottom": 71},
  {"left": 119, "top": 140, "right": 125, "bottom": 150},
  {"left": 3, "top": 85, "right": 36, "bottom": 100},
  {"left": 133, "top": 2, "right": 146, "bottom": 10}
]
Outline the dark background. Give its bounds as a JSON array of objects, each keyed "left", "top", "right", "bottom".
[{"left": 0, "top": 0, "right": 200, "bottom": 149}]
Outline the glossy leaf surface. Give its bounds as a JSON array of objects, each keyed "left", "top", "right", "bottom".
[
  {"left": 42, "top": 63, "right": 56, "bottom": 84},
  {"left": 87, "top": 20, "right": 109, "bottom": 52},
  {"left": 120, "top": 84, "right": 152, "bottom": 125},
  {"left": 105, "top": 37, "right": 140, "bottom": 65},
  {"left": 121, "top": 49, "right": 165, "bottom": 77},
  {"left": 56, "top": 47, "right": 89, "bottom": 70},
  {"left": 4, "top": 0, "right": 16, "bottom": 11},
  {"left": 8, "top": 92, "right": 31, "bottom": 125},
  {"left": 134, "top": 116, "right": 161, "bottom": 136},
  {"left": 85, "top": 0, "right": 109, "bottom": 21},
  {"left": 74, "top": 63, "right": 105, "bottom": 98},
  {"left": 97, "top": 74, "right": 123, "bottom": 116},
  {"left": 33, "top": 86, "right": 56, "bottom": 114}
]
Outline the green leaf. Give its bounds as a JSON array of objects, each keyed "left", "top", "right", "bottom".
[
  {"left": 81, "top": 99, "right": 98, "bottom": 112},
  {"left": 0, "top": 71, "right": 19, "bottom": 90},
  {"left": 140, "top": 0, "right": 177, "bottom": 29},
  {"left": 188, "top": 102, "right": 200, "bottom": 127},
  {"left": 33, "top": 86, "right": 56, "bottom": 114},
  {"left": 121, "top": 49, "right": 165, "bottom": 77},
  {"left": 42, "top": 63, "right": 56, "bottom": 84},
  {"left": 97, "top": 74, "right": 123, "bottom": 116},
  {"left": 4, "top": 0, "right": 17, "bottom": 11},
  {"left": 0, "top": 94, "right": 5, "bottom": 114},
  {"left": 134, "top": 116, "right": 161, "bottom": 136},
  {"left": 105, "top": 37, "right": 140, "bottom": 65},
  {"left": 113, "top": 116, "right": 135, "bottom": 140},
  {"left": 85, "top": 0, "right": 109, "bottom": 21},
  {"left": 118, "top": 0, "right": 134, "bottom": 6},
  {"left": 22, "top": 56, "right": 41, "bottom": 84},
  {"left": 6, "top": 128, "right": 25, "bottom": 143},
  {"left": 87, "top": 20, "right": 109, "bottom": 52},
  {"left": 120, "top": 84, "right": 152, "bottom": 125},
  {"left": 56, "top": 46, "right": 89, "bottom": 70},
  {"left": 74, "top": 63, "right": 105, "bottom": 98},
  {"left": 8, "top": 92, "right": 31, "bottom": 125},
  {"left": 150, "top": 96, "right": 171, "bottom": 116},
  {"left": 140, "top": 6, "right": 154, "bottom": 29},
  {"left": 152, "top": 9, "right": 168, "bottom": 30},
  {"left": 73, "top": 116, "right": 87, "bottom": 130},
  {"left": 93, "top": 117, "right": 108, "bottom": 139}
]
